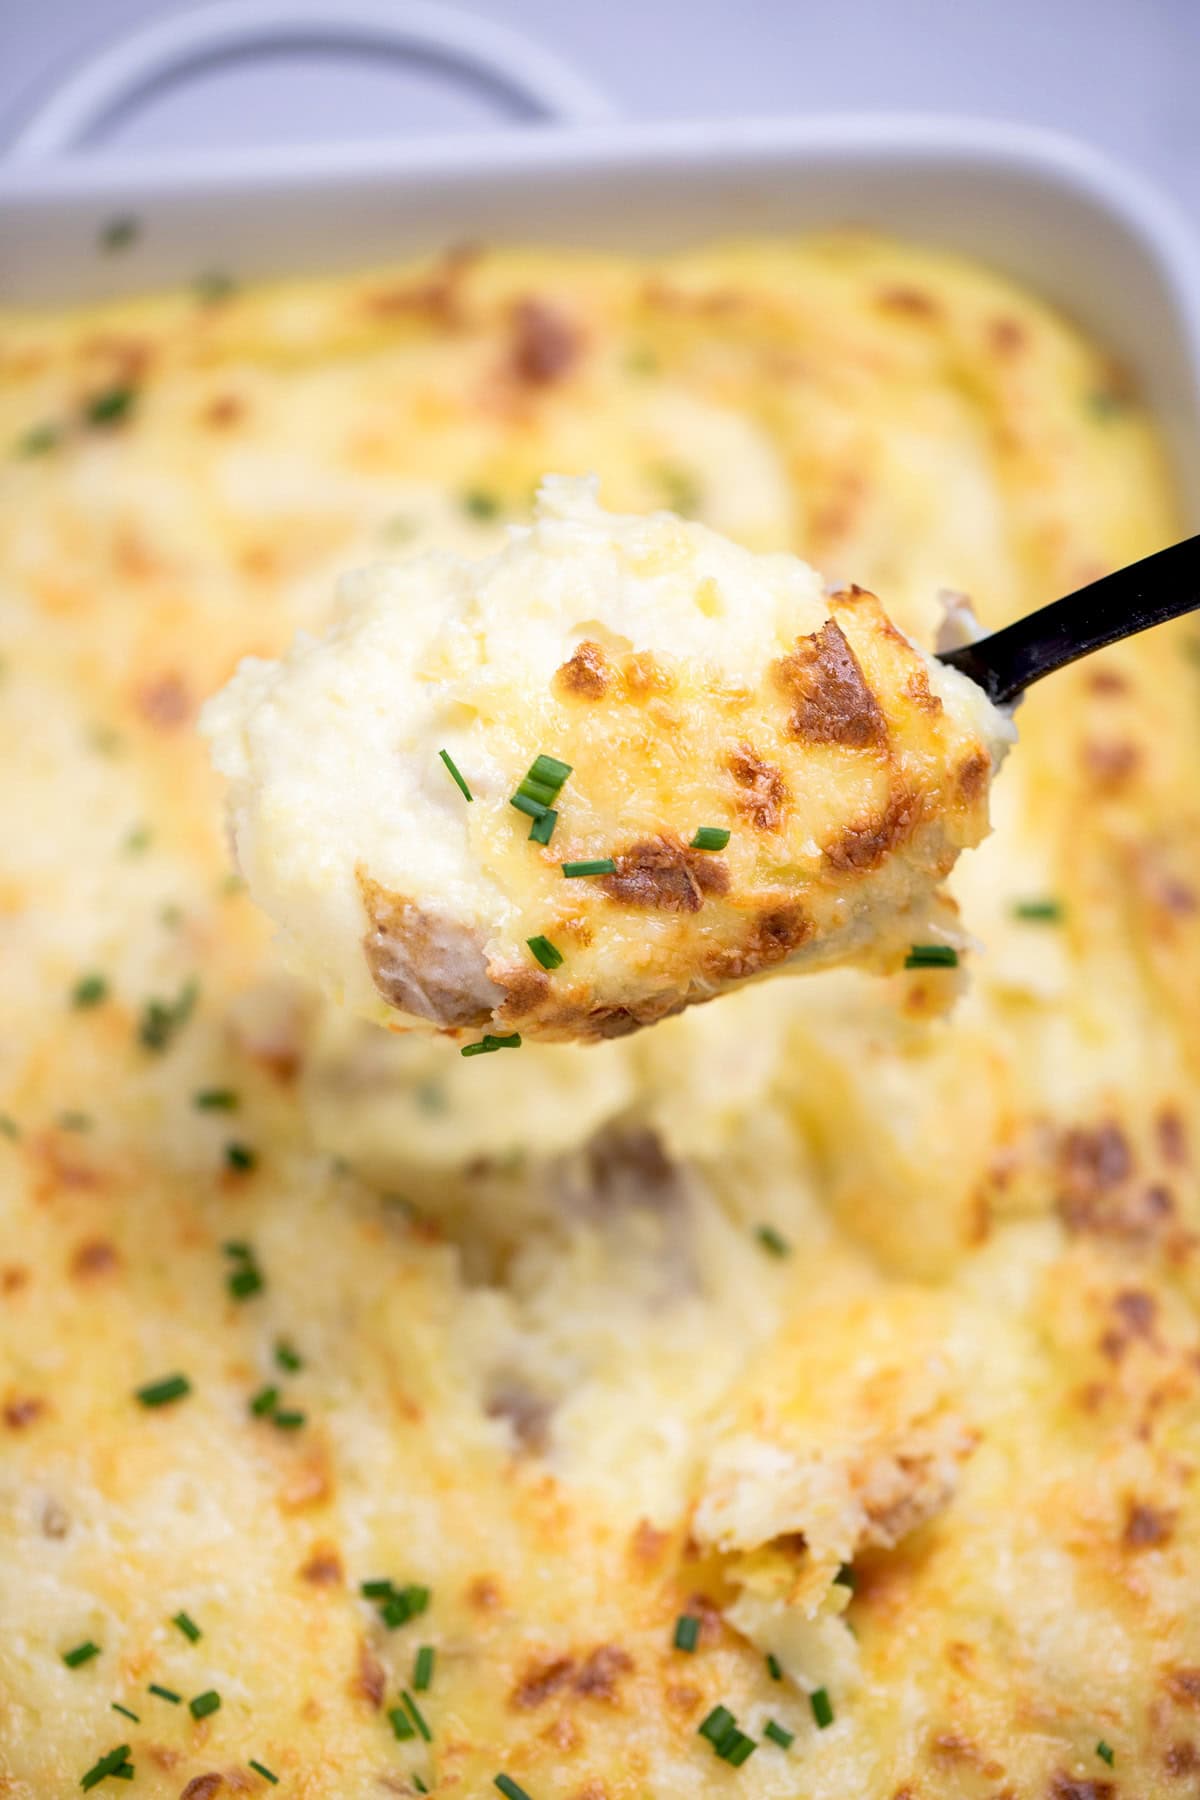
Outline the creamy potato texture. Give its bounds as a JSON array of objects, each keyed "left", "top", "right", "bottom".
[
  {"left": 0, "top": 235, "right": 1198, "bottom": 1798},
  {"left": 204, "top": 477, "right": 1010, "bottom": 1043}
]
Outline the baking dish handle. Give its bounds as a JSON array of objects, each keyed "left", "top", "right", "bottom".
[{"left": 9, "top": 0, "right": 616, "bottom": 161}]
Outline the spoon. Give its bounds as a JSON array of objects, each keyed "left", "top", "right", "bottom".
[{"left": 938, "top": 533, "right": 1200, "bottom": 704}]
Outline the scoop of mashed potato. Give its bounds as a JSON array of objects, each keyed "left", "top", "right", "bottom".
[{"left": 202, "top": 477, "right": 1012, "bottom": 1044}]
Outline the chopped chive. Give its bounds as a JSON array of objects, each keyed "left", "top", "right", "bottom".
[
  {"left": 249, "top": 1763, "right": 279, "bottom": 1786},
  {"left": 389, "top": 1705, "right": 416, "bottom": 1741},
  {"left": 413, "top": 1779, "right": 429, "bottom": 1796},
  {"left": 699, "top": 1705, "right": 736, "bottom": 1746},
  {"left": 717, "top": 1728, "right": 757, "bottom": 1767},
  {"left": 0, "top": 1115, "right": 18, "bottom": 1140},
  {"left": 510, "top": 792, "right": 550, "bottom": 821},
  {"left": 148, "top": 1683, "right": 181, "bottom": 1703},
  {"left": 904, "top": 944, "right": 959, "bottom": 970},
  {"left": 194, "top": 1087, "right": 238, "bottom": 1111},
  {"left": 99, "top": 216, "right": 139, "bottom": 253},
  {"left": 15, "top": 422, "right": 60, "bottom": 457},
  {"left": 413, "top": 1644, "right": 435, "bottom": 1691},
  {"left": 462, "top": 488, "right": 499, "bottom": 520},
  {"left": 528, "top": 754, "right": 572, "bottom": 786},
  {"left": 756, "top": 1224, "right": 791, "bottom": 1259},
  {"left": 834, "top": 1563, "right": 856, "bottom": 1589},
  {"left": 517, "top": 777, "right": 558, "bottom": 807},
  {"left": 690, "top": 826, "right": 730, "bottom": 852},
  {"left": 63, "top": 1640, "right": 101, "bottom": 1668},
  {"left": 85, "top": 385, "right": 136, "bottom": 429},
  {"left": 71, "top": 973, "right": 108, "bottom": 1009},
  {"left": 272, "top": 1409, "right": 306, "bottom": 1430},
  {"left": 766, "top": 1652, "right": 783, "bottom": 1681},
  {"left": 810, "top": 1687, "right": 834, "bottom": 1729},
  {"left": 171, "top": 1611, "right": 201, "bottom": 1643},
  {"left": 223, "top": 1239, "right": 252, "bottom": 1258},
  {"left": 528, "top": 808, "right": 557, "bottom": 845},
  {"left": 360, "top": 1578, "right": 396, "bottom": 1600},
  {"left": 1012, "top": 898, "right": 1063, "bottom": 923},
  {"left": 138, "top": 979, "right": 197, "bottom": 1052},
  {"left": 461, "top": 1033, "right": 522, "bottom": 1058},
  {"left": 229, "top": 1264, "right": 263, "bottom": 1300},
  {"left": 111, "top": 1704, "right": 139, "bottom": 1723},
  {"left": 401, "top": 1689, "right": 432, "bottom": 1741},
  {"left": 135, "top": 1373, "right": 191, "bottom": 1409},
  {"left": 764, "top": 1720, "right": 794, "bottom": 1750},
  {"left": 225, "top": 1141, "right": 257, "bottom": 1173},
  {"left": 1096, "top": 1741, "right": 1115, "bottom": 1766},
  {"left": 189, "top": 1689, "right": 221, "bottom": 1720},
  {"left": 494, "top": 1778, "right": 532, "bottom": 1800},
  {"left": 250, "top": 1385, "right": 279, "bottom": 1417},
  {"left": 673, "top": 1614, "right": 700, "bottom": 1653},
  {"left": 274, "top": 1338, "right": 303, "bottom": 1373},
  {"left": 123, "top": 825, "right": 152, "bottom": 854},
  {"left": 439, "top": 748, "right": 473, "bottom": 803},
  {"left": 526, "top": 935, "right": 563, "bottom": 971},
  {"left": 194, "top": 270, "right": 236, "bottom": 305},
  {"left": 80, "top": 1745, "right": 132, "bottom": 1791},
  {"left": 562, "top": 858, "right": 615, "bottom": 878}
]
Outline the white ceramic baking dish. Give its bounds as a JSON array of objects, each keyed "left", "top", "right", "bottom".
[{"left": 5, "top": 0, "right": 1200, "bottom": 518}]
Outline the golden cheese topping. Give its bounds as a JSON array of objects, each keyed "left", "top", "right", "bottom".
[
  {"left": 203, "top": 477, "right": 1010, "bottom": 1043},
  {"left": 0, "top": 233, "right": 1197, "bottom": 1799}
]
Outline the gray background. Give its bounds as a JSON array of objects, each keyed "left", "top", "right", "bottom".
[{"left": 1, "top": 0, "right": 1198, "bottom": 218}]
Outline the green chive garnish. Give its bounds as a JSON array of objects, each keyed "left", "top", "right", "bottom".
[
  {"left": 904, "top": 945, "right": 959, "bottom": 969},
  {"left": 766, "top": 1652, "right": 783, "bottom": 1681},
  {"left": 1012, "top": 899, "right": 1063, "bottom": 923},
  {"left": 494, "top": 1778, "right": 532, "bottom": 1800},
  {"left": 249, "top": 1762, "right": 279, "bottom": 1785},
  {"left": 414, "top": 1644, "right": 435, "bottom": 1691},
  {"left": 16, "top": 422, "right": 60, "bottom": 457},
  {"left": 80, "top": 1745, "right": 132, "bottom": 1791},
  {"left": 511, "top": 755, "right": 571, "bottom": 836},
  {"left": 171, "top": 1611, "right": 201, "bottom": 1643},
  {"left": 699, "top": 1705, "right": 737, "bottom": 1746},
  {"left": 510, "top": 792, "right": 550, "bottom": 821},
  {"left": 85, "top": 386, "right": 136, "bottom": 429},
  {"left": 528, "top": 808, "right": 557, "bottom": 845},
  {"left": 1096, "top": 1742, "right": 1115, "bottom": 1767},
  {"left": 526, "top": 935, "right": 563, "bottom": 971},
  {"left": 111, "top": 1704, "right": 139, "bottom": 1723},
  {"left": 272, "top": 1409, "right": 306, "bottom": 1430},
  {"left": 194, "top": 1088, "right": 238, "bottom": 1110},
  {"left": 439, "top": 749, "right": 473, "bottom": 803},
  {"left": 135, "top": 1373, "right": 191, "bottom": 1409},
  {"left": 756, "top": 1224, "right": 790, "bottom": 1258},
  {"left": 413, "top": 1779, "right": 429, "bottom": 1796},
  {"left": 275, "top": 1338, "right": 303, "bottom": 1372},
  {"left": 562, "top": 859, "right": 615, "bottom": 878},
  {"left": 463, "top": 488, "right": 499, "bottom": 520},
  {"left": 360, "top": 1578, "right": 395, "bottom": 1600},
  {"left": 0, "top": 1115, "right": 18, "bottom": 1140},
  {"left": 460, "top": 1033, "right": 522, "bottom": 1058},
  {"left": 189, "top": 1689, "right": 221, "bottom": 1720},
  {"left": 718, "top": 1730, "right": 757, "bottom": 1766},
  {"left": 63, "top": 1641, "right": 101, "bottom": 1668},
  {"left": 389, "top": 1705, "right": 416, "bottom": 1741},
  {"left": 71, "top": 974, "right": 108, "bottom": 1009},
  {"left": 148, "top": 1683, "right": 181, "bottom": 1703},
  {"left": 401, "top": 1689, "right": 432, "bottom": 1741},
  {"left": 810, "top": 1687, "right": 834, "bottom": 1729},
  {"left": 250, "top": 1385, "right": 279, "bottom": 1417},
  {"left": 528, "top": 754, "right": 572, "bottom": 788},
  {"left": 673, "top": 1614, "right": 700, "bottom": 1653},
  {"left": 834, "top": 1563, "right": 856, "bottom": 1589},
  {"left": 690, "top": 827, "right": 730, "bottom": 852},
  {"left": 764, "top": 1720, "right": 794, "bottom": 1750},
  {"left": 99, "top": 216, "right": 139, "bottom": 253},
  {"left": 225, "top": 1141, "right": 257, "bottom": 1173},
  {"left": 138, "top": 979, "right": 197, "bottom": 1052},
  {"left": 123, "top": 826, "right": 152, "bottom": 854}
]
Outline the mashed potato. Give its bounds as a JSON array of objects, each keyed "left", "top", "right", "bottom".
[
  {"left": 204, "top": 477, "right": 1010, "bottom": 1044},
  {"left": 0, "top": 234, "right": 1197, "bottom": 1800}
]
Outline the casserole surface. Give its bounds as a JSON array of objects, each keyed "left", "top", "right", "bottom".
[{"left": 1, "top": 233, "right": 1199, "bottom": 1795}]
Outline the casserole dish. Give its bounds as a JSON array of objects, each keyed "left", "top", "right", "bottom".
[
  {"left": 4, "top": 0, "right": 1200, "bottom": 514},
  {"left": 4, "top": 11, "right": 1200, "bottom": 1795}
]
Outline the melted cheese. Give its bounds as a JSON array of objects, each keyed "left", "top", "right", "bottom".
[{"left": 0, "top": 234, "right": 1196, "bottom": 1798}]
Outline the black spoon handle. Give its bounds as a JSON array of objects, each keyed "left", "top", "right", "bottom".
[{"left": 937, "top": 533, "right": 1200, "bottom": 706}]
